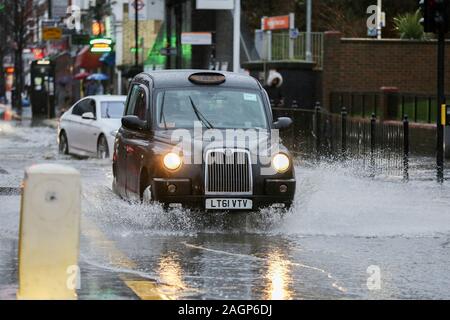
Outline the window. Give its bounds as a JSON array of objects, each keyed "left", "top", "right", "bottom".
[
  {"left": 125, "top": 85, "right": 147, "bottom": 121},
  {"left": 101, "top": 101, "right": 126, "bottom": 119},
  {"left": 134, "top": 89, "right": 147, "bottom": 121},
  {"left": 125, "top": 86, "right": 140, "bottom": 116},
  {"left": 156, "top": 89, "right": 268, "bottom": 129},
  {"left": 72, "top": 101, "right": 84, "bottom": 116},
  {"left": 72, "top": 99, "right": 96, "bottom": 117}
]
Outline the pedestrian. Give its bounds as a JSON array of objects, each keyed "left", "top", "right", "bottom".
[
  {"left": 264, "top": 70, "right": 284, "bottom": 108},
  {"left": 95, "top": 81, "right": 104, "bottom": 95},
  {"left": 85, "top": 80, "right": 97, "bottom": 96}
]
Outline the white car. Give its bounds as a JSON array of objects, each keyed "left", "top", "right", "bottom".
[{"left": 58, "top": 95, "right": 126, "bottom": 158}]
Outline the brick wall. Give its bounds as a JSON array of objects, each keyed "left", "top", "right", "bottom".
[{"left": 322, "top": 31, "right": 450, "bottom": 110}]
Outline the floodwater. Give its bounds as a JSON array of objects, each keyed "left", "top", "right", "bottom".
[{"left": 1, "top": 120, "right": 450, "bottom": 300}]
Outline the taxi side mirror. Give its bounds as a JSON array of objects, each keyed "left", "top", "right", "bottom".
[
  {"left": 273, "top": 117, "right": 293, "bottom": 130},
  {"left": 122, "top": 115, "right": 147, "bottom": 131}
]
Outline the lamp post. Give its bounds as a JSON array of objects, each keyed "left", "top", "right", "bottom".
[{"left": 233, "top": 0, "right": 240, "bottom": 73}]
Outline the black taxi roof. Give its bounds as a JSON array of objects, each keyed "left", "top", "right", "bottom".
[{"left": 134, "top": 69, "right": 262, "bottom": 90}]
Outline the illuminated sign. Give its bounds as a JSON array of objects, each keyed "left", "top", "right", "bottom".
[
  {"left": 36, "top": 59, "right": 51, "bottom": 65},
  {"left": 89, "top": 38, "right": 113, "bottom": 53},
  {"left": 261, "top": 15, "right": 291, "bottom": 31},
  {"left": 91, "top": 21, "right": 105, "bottom": 36},
  {"left": 181, "top": 32, "right": 212, "bottom": 45},
  {"left": 5, "top": 67, "right": 14, "bottom": 74},
  {"left": 32, "top": 48, "right": 45, "bottom": 60},
  {"left": 42, "top": 27, "right": 62, "bottom": 41},
  {"left": 196, "top": 0, "right": 234, "bottom": 10}
]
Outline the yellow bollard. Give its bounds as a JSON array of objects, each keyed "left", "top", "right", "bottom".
[{"left": 17, "top": 164, "right": 81, "bottom": 300}]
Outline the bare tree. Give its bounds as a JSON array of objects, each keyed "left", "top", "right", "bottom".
[{"left": 12, "top": 0, "right": 33, "bottom": 116}]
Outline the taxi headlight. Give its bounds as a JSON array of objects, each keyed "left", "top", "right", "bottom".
[
  {"left": 272, "top": 153, "right": 290, "bottom": 173},
  {"left": 163, "top": 152, "right": 182, "bottom": 171}
]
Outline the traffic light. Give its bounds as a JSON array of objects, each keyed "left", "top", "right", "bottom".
[{"left": 419, "top": 0, "right": 450, "bottom": 34}]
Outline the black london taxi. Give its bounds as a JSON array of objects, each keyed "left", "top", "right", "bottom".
[{"left": 112, "top": 70, "right": 296, "bottom": 211}]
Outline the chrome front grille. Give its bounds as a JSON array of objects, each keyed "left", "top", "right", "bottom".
[{"left": 205, "top": 149, "right": 253, "bottom": 195}]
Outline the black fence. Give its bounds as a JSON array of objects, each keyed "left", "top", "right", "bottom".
[
  {"left": 272, "top": 104, "right": 410, "bottom": 179},
  {"left": 330, "top": 91, "right": 446, "bottom": 124}
]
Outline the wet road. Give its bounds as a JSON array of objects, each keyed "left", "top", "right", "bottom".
[{"left": 1, "top": 120, "right": 450, "bottom": 300}]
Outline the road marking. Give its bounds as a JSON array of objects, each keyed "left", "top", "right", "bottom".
[
  {"left": 81, "top": 216, "right": 167, "bottom": 300},
  {"left": 183, "top": 242, "right": 347, "bottom": 293}
]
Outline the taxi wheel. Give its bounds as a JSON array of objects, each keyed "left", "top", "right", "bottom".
[
  {"left": 97, "top": 135, "right": 109, "bottom": 159},
  {"left": 59, "top": 132, "right": 69, "bottom": 155}
]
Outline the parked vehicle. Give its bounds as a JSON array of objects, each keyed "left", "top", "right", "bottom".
[
  {"left": 113, "top": 70, "right": 296, "bottom": 211},
  {"left": 58, "top": 95, "right": 126, "bottom": 158}
]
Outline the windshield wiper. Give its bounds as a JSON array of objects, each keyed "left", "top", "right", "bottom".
[
  {"left": 188, "top": 96, "right": 214, "bottom": 129},
  {"left": 159, "top": 91, "right": 168, "bottom": 130}
]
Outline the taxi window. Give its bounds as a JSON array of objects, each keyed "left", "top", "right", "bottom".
[{"left": 156, "top": 89, "right": 268, "bottom": 129}]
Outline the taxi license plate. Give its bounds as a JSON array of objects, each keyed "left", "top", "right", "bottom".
[{"left": 206, "top": 199, "right": 253, "bottom": 210}]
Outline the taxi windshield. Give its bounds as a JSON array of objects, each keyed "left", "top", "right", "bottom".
[{"left": 156, "top": 88, "right": 268, "bottom": 129}]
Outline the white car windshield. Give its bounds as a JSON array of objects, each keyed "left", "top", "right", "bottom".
[
  {"left": 156, "top": 89, "right": 268, "bottom": 129},
  {"left": 101, "top": 101, "right": 125, "bottom": 119}
]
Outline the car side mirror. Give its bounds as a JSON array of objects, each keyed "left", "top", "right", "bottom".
[
  {"left": 81, "top": 112, "right": 96, "bottom": 120},
  {"left": 273, "top": 117, "right": 293, "bottom": 130},
  {"left": 122, "top": 115, "right": 147, "bottom": 131}
]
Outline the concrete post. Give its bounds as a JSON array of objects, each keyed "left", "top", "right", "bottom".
[{"left": 18, "top": 164, "right": 81, "bottom": 300}]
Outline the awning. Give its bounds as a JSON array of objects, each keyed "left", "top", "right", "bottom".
[{"left": 74, "top": 46, "right": 102, "bottom": 70}]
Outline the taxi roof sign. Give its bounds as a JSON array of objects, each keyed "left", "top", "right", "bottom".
[{"left": 188, "top": 73, "right": 226, "bottom": 85}]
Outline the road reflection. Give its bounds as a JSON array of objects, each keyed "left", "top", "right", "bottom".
[
  {"left": 157, "top": 252, "right": 188, "bottom": 299},
  {"left": 264, "top": 250, "right": 293, "bottom": 300}
]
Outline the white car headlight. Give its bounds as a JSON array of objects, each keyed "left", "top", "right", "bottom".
[
  {"left": 163, "top": 153, "right": 182, "bottom": 171},
  {"left": 272, "top": 153, "right": 290, "bottom": 173}
]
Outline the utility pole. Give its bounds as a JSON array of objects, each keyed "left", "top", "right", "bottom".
[
  {"left": 48, "top": 0, "right": 52, "bottom": 18},
  {"left": 437, "top": 30, "right": 445, "bottom": 183},
  {"left": 233, "top": 0, "right": 240, "bottom": 73},
  {"left": 166, "top": 1, "right": 172, "bottom": 69},
  {"left": 0, "top": 0, "right": 6, "bottom": 100},
  {"left": 134, "top": 0, "right": 139, "bottom": 67},
  {"left": 377, "top": 0, "right": 382, "bottom": 39},
  {"left": 305, "top": 0, "right": 312, "bottom": 62}
]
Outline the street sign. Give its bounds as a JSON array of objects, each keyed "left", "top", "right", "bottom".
[
  {"left": 181, "top": 32, "right": 212, "bottom": 45},
  {"left": 42, "top": 27, "right": 63, "bottom": 41},
  {"left": 159, "top": 47, "right": 177, "bottom": 56},
  {"left": 197, "top": 0, "right": 234, "bottom": 10},
  {"left": 129, "top": 0, "right": 147, "bottom": 20},
  {"left": 262, "top": 15, "right": 291, "bottom": 31},
  {"left": 146, "top": 0, "right": 165, "bottom": 20},
  {"left": 289, "top": 28, "right": 300, "bottom": 39}
]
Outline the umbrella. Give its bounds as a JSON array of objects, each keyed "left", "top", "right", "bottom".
[
  {"left": 87, "top": 73, "right": 109, "bottom": 81},
  {"left": 73, "top": 71, "right": 90, "bottom": 80}
]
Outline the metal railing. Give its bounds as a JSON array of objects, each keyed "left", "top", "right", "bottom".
[
  {"left": 330, "top": 91, "right": 446, "bottom": 124},
  {"left": 255, "top": 32, "right": 324, "bottom": 69},
  {"left": 272, "top": 104, "right": 410, "bottom": 179}
]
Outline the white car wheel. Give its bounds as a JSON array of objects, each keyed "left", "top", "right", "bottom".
[{"left": 97, "top": 135, "right": 109, "bottom": 159}]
